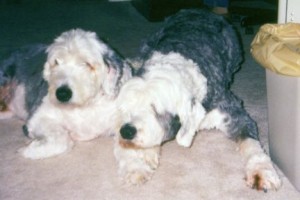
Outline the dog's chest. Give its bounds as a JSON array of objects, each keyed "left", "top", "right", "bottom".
[{"left": 62, "top": 101, "right": 117, "bottom": 141}]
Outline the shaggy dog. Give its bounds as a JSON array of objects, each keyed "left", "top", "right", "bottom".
[
  {"left": 0, "top": 29, "right": 132, "bottom": 159},
  {"left": 114, "top": 9, "right": 281, "bottom": 191}
]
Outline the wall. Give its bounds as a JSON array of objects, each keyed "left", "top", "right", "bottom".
[{"left": 278, "top": 0, "right": 300, "bottom": 23}]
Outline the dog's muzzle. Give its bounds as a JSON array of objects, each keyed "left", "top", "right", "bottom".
[
  {"left": 56, "top": 85, "right": 72, "bottom": 103},
  {"left": 120, "top": 123, "right": 137, "bottom": 140}
]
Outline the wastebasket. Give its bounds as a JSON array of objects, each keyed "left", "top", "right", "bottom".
[{"left": 251, "top": 23, "right": 300, "bottom": 191}]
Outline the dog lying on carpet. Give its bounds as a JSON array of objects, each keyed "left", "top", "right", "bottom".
[
  {"left": 114, "top": 9, "right": 282, "bottom": 191},
  {"left": 0, "top": 29, "right": 132, "bottom": 159}
]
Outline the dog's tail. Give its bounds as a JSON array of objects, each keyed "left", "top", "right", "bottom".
[{"left": 0, "top": 44, "right": 47, "bottom": 86}]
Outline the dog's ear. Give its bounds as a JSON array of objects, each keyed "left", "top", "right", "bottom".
[
  {"left": 152, "top": 105, "right": 181, "bottom": 142},
  {"left": 102, "top": 51, "right": 132, "bottom": 96}
]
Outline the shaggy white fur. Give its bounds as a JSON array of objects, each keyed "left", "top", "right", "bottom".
[
  {"left": 20, "top": 29, "right": 132, "bottom": 159},
  {"left": 114, "top": 52, "right": 207, "bottom": 184}
]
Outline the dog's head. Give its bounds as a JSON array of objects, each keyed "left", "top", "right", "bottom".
[
  {"left": 116, "top": 78, "right": 181, "bottom": 149},
  {"left": 43, "top": 29, "right": 131, "bottom": 106}
]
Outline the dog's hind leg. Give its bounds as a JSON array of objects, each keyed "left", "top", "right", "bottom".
[
  {"left": 238, "top": 136, "right": 281, "bottom": 191},
  {"left": 200, "top": 92, "right": 282, "bottom": 191}
]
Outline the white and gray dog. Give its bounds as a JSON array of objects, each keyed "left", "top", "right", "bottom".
[
  {"left": 114, "top": 9, "right": 281, "bottom": 191},
  {"left": 0, "top": 29, "right": 132, "bottom": 159}
]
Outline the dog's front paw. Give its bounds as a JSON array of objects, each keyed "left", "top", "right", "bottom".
[
  {"left": 123, "top": 169, "right": 154, "bottom": 185},
  {"left": 19, "top": 140, "right": 46, "bottom": 159},
  {"left": 121, "top": 152, "right": 158, "bottom": 185},
  {"left": 115, "top": 146, "right": 160, "bottom": 185},
  {"left": 245, "top": 154, "right": 282, "bottom": 191},
  {"left": 19, "top": 138, "right": 73, "bottom": 159}
]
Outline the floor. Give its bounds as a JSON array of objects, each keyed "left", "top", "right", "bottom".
[{"left": 0, "top": 1, "right": 299, "bottom": 199}]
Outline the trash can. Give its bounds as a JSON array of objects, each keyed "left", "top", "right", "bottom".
[{"left": 251, "top": 23, "right": 300, "bottom": 191}]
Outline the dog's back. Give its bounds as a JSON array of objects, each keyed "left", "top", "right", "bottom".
[
  {"left": 141, "top": 9, "right": 242, "bottom": 80},
  {"left": 139, "top": 9, "right": 243, "bottom": 108},
  {"left": 0, "top": 44, "right": 48, "bottom": 119},
  {"left": 138, "top": 9, "right": 261, "bottom": 140}
]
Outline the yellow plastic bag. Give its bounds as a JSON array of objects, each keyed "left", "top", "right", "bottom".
[{"left": 251, "top": 23, "right": 300, "bottom": 77}]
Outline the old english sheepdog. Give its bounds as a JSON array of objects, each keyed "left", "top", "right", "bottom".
[
  {"left": 0, "top": 29, "right": 132, "bottom": 159},
  {"left": 114, "top": 9, "right": 281, "bottom": 191}
]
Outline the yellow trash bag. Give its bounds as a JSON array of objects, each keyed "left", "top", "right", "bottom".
[{"left": 251, "top": 23, "right": 300, "bottom": 77}]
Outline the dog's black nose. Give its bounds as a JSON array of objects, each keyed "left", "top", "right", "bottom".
[
  {"left": 56, "top": 85, "right": 72, "bottom": 103},
  {"left": 120, "top": 123, "right": 137, "bottom": 140}
]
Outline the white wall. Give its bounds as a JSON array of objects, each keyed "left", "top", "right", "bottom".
[{"left": 278, "top": 0, "right": 300, "bottom": 23}]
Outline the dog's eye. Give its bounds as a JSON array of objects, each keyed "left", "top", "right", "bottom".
[
  {"left": 53, "top": 58, "right": 62, "bottom": 67},
  {"left": 84, "top": 62, "right": 95, "bottom": 70}
]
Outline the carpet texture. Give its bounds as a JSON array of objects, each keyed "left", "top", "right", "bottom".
[{"left": 0, "top": 1, "right": 299, "bottom": 199}]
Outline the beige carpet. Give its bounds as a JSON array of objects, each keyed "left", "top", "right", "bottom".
[
  {"left": 1, "top": 119, "right": 300, "bottom": 200},
  {"left": 0, "top": 1, "right": 300, "bottom": 200}
]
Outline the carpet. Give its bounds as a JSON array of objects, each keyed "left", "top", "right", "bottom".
[{"left": 0, "top": 1, "right": 299, "bottom": 199}]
